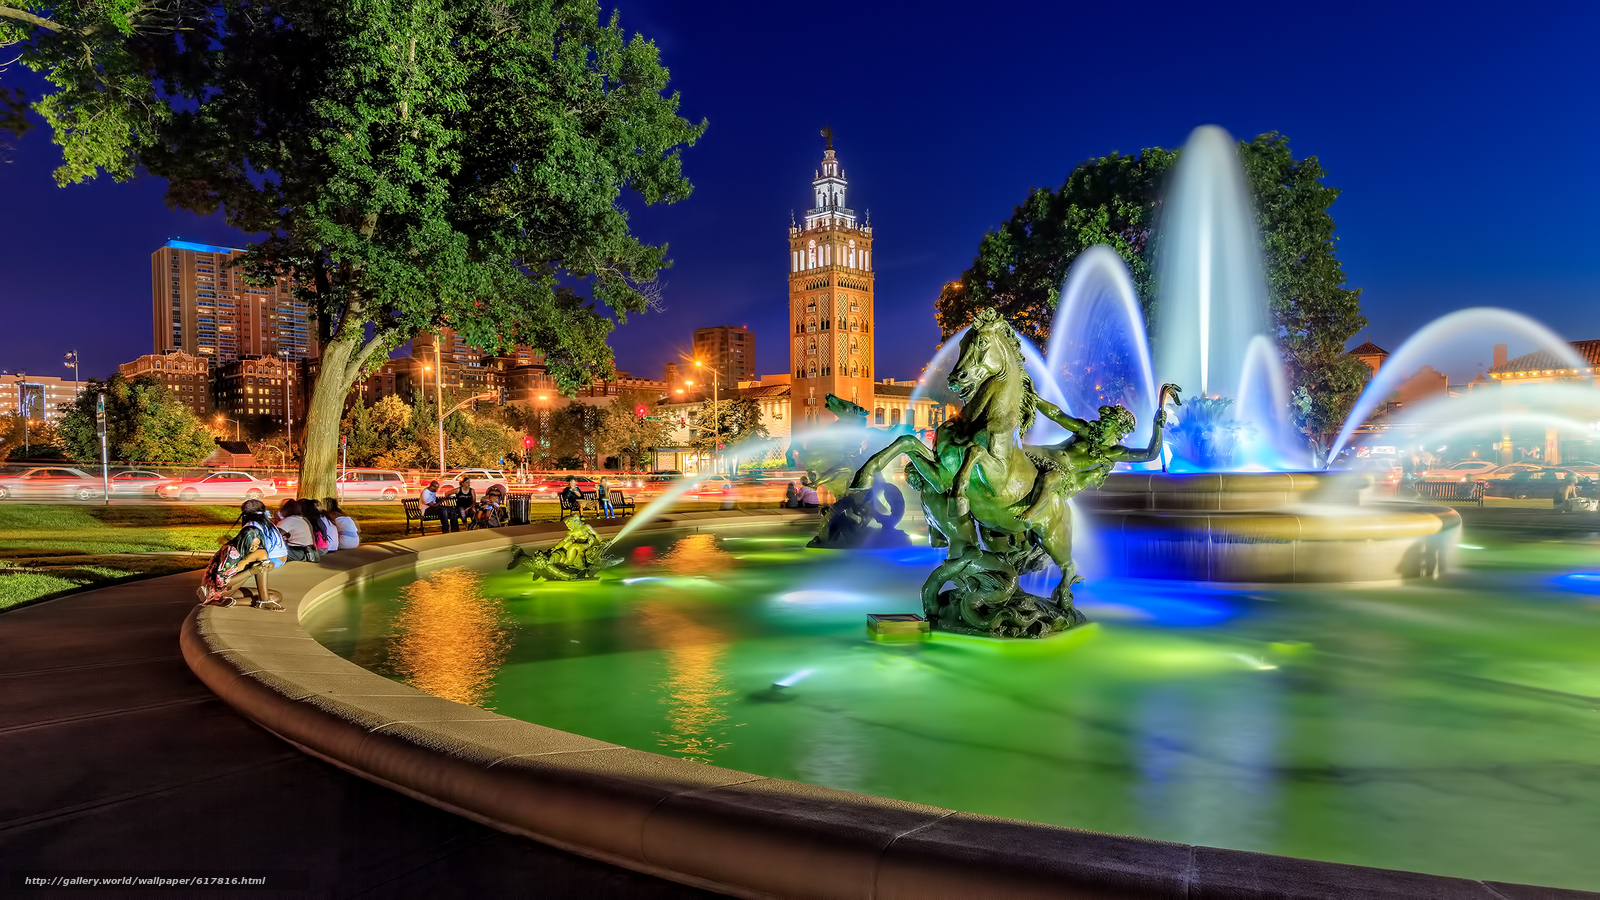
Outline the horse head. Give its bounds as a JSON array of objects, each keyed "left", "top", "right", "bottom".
[{"left": 949, "top": 308, "right": 1037, "bottom": 432}]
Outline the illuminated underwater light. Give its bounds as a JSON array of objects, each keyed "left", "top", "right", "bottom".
[
  {"left": 778, "top": 589, "right": 864, "bottom": 604},
  {"left": 773, "top": 668, "right": 814, "bottom": 688},
  {"left": 1457, "top": 544, "right": 1484, "bottom": 551},
  {"left": 621, "top": 577, "right": 662, "bottom": 585}
]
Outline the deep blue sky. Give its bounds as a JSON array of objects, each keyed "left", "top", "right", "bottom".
[{"left": 3, "top": 2, "right": 1597, "bottom": 382}]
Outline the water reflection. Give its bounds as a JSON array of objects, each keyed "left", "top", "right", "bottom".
[
  {"left": 637, "top": 600, "right": 735, "bottom": 761},
  {"left": 387, "top": 566, "right": 511, "bottom": 707},
  {"left": 657, "top": 532, "right": 733, "bottom": 576}
]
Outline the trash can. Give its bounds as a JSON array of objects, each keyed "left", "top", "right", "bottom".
[{"left": 508, "top": 493, "right": 531, "bottom": 526}]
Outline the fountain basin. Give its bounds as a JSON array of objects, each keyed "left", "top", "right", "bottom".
[{"left": 1078, "top": 472, "right": 1460, "bottom": 583}]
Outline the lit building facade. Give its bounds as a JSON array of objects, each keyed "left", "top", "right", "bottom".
[
  {"left": 693, "top": 325, "right": 756, "bottom": 386},
  {"left": 150, "top": 240, "right": 315, "bottom": 363},
  {"left": 1, "top": 374, "right": 84, "bottom": 423},
  {"left": 212, "top": 355, "right": 302, "bottom": 432},
  {"left": 788, "top": 135, "right": 876, "bottom": 428},
  {"left": 119, "top": 351, "right": 211, "bottom": 417}
]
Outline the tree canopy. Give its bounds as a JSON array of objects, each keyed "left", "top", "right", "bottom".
[
  {"left": 4, "top": 0, "right": 703, "bottom": 494},
  {"left": 56, "top": 374, "right": 215, "bottom": 463},
  {"left": 937, "top": 134, "right": 1367, "bottom": 445}
]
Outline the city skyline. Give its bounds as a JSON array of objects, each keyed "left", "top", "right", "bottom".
[{"left": 2, "top": 3, "right": 1598, "bottom": 386}]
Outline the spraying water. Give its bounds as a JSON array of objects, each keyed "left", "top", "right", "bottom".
[
  {"left": 1327, "top": 308, "right": 1587, "bottom": 461},
  {"left": 1155, "top": 125, "right": 1272, "bottom": 403},
  {"left": 1044, "top": 245, "right": 1158, "bottom": 444}
]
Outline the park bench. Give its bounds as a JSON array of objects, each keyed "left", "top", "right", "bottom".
[
  {"left": 611, "top": 492, "right": 637, "bottom": 517},
  {"left": 401, "top": 498, "right": 429, "bottom": 535},
  {"left": 1414, "top": 480, "right": 1485, "bottom": 507}
]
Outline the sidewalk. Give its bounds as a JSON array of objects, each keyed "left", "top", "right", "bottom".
[{"left": 0, "top": 569, "right": 710, "bottom": 899}]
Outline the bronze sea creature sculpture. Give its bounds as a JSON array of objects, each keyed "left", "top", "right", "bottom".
[
  {"left": 845, "top": 307, "right": 1181, "bottom": 638},
  {"left": 508, "top": 515, "right": 621, "bottom": 581}
]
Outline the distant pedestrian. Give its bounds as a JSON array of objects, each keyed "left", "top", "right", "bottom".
[
  {"left": 598, "top": 477, "right": 615, "bottom": 518},
  {"left": 324, "top": 497, "right": 361, "bottom": 550}
]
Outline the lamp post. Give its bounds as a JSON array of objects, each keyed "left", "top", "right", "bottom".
[
  {"left": 278, "top": 350, "right": 293, "bottom": 450},
  {"left": 693, "top": 359, "right": 721, "bottom": 473},
  {"left": 216, "top": 415, "right": 240, "bottom": 442},
  {"left": 432, "top": 337, "right": 445, "bottom": 478},
  {"left": 14, "top": 372, "right": 28, "bottom": 454},
  {"left": 64, "top": 351, "right": 79, "bottom": 394}
]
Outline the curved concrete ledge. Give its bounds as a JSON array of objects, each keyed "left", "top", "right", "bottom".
[{"left": 181, "top": 509, "right": 1573, "bottom": 899}]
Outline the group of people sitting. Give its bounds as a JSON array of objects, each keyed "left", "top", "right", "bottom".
[
  {"left": 420, "top": 475, "right": 508, "bottom": 533},
  {"left": 198, "top": 496, "right": 362, "bottom": 611},
  {"left": 783, "top": 479, "right": 822, "bottom": 509},
  {"left": 557, "top": 476, "right": 621, "bottom": 518}
]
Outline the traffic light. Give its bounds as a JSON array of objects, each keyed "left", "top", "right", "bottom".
[{"left": 523, "top": 435, "right": 534, "bottom": 449}]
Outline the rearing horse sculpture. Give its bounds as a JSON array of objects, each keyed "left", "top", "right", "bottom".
[{"left": 847, "top": 308, "right": 1179, "bottom": 638}]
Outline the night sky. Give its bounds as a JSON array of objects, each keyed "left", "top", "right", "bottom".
[{"left": 2, "top": 2, "right": 1597, "bottom": 384}]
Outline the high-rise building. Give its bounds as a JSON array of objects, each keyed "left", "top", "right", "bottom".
[
  {"left": 212, "top": 355, "right": 302, "bottom": 432},
  {"left": 150, "top": 240, "right": 316, "bottom": 363},
  {"left": 692, "top": 325, "right": 756, "bottom": 386},
  {"left": 787, "top": 132, "right": 875, "bottom": 427},
  {"left": 118, "top": 351, "right": 211, "bottom": 417}
]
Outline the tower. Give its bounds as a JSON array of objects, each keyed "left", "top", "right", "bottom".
[{"left": 788, "top": 129, "right": 875, "bottom": 428}]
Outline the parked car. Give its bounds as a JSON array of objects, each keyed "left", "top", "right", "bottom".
[
  {"left": 107, "top": 469, "right": 179, "bottom": 497},
  {"left": 1485, "top": 465, "right": 1593, "bottom": 500},
  {"left": 1416, "top": 460, "right": 1500, "bottom": 482},
  {"left": 0, "top": 466, "right": 103, "bottom": 501},
  {"left": 334, "top": 468, "right": 408, "bottom": 501},
  {"left": 157, "top": 471, "right": 278, "bottom": 501},
  {"left": 1555, "top": 459, "right": 1600, "bottom": 479},
  {"left": 433, "top": 469, "right": 510, "bottom": 495},
  {"left": 1332, "top": 457, "right": 1404, "bottom": 493}
]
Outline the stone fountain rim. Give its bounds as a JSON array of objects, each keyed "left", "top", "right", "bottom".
[{"left": 178, "top": 509, "right": 1565, "bottom": 899}]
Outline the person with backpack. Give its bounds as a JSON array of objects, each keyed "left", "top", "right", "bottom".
[
  {"left": 198, "top": 498, "right": 289, "bottom": 609},
  {"left": 300, "top": 498, "right": 338, "bottom": 555}
]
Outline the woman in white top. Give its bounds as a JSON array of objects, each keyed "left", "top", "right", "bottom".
[
  {"left": 324, "top": 498, "right": 361, "bottom": 550},
  {"left": 276, "top": 499, "right": 317, "bottom": 560},
  {"left": 301, "top": 498, "right": 339, "bottom": 554}
]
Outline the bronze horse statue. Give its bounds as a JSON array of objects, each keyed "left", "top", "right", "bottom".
[{"left": 847, "top": 307, "right": 1179, "bottom": 637}]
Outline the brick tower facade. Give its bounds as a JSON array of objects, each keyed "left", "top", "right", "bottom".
[{"left": 788, "top": 131, "right": 875, "bottom": 429}]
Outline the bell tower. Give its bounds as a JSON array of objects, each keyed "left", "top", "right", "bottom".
[{"left": 788, "top": 128, "right": 875, "bottom": 428}]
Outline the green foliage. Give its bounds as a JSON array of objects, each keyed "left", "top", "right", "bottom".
[
  {"left": 940, "top": 133, "right": 1366, "bottom": 445},
  {"left": 55, "top": 374, "right": 215, "bottom": 463},
  {"left": 596, "top": 388, "right": 674, "bottom": 470},
  {"left": 7, "top": 0, "right": 703, "bottom": 496},
  {"left": 937, "top": 149, "right": 1173, "bottom": 341},
  {"left": 546, "top": 402, "right": 605, "bottom": 469},
  {"left": 0, "top": 415, "right": 65, "bottom": 460},
  {"left": 689, "top": 396, "right": 768, "bottom": 455}
]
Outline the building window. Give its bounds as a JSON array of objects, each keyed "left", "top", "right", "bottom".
[
  {"left": 875, "top": 408, "right": 885, "bottom": 425},
  {"left": 890, "top": 408, "right": 901, "bottom": 426}
]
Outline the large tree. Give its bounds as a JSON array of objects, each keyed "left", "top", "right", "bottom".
[
  {"left": 4, "top": 0, "right": 703, "bottom": 496},
  {"left": 938, "top": 134, "right": 1366, "bottom": 445},
  {"left": 56, "top": 374, "right": 215, "bottom": 463}
]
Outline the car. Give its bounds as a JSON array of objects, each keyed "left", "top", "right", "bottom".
[
  {"left": 1416, "top": 460, "right": 1500, "bottom": 482},
  {"left": 107, "top": 469, "right": 179, "bottom": 497},
  {"left": 435, "top": 469, "right": 510, "bottom": 495},
  {"left": 0, "top": 466, "right": 104, "bottom": 501},
  {"left": 1555, "top": 459, "right": 1600, "bottom": 479},
  {"left": 1332, "top": 457, "right": 1404, "bottom": 491},
  {"left": 1488, "top": 465, "right": 1593, "bottom": 500},
  {"left": 528, "top": 476, "right": 599, "bottom": 499},
  {"left": 334, "top": 468, "right": 408, "bottom": 501},
  {"left": 157, "top": 471, "right": 278, "bottom": 501}
]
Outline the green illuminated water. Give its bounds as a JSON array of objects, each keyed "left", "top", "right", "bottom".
[{"left": 305, "top": 524, "right": 1600, "bottom": 889}]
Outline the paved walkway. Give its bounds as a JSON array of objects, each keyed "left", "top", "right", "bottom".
[{"left": 0, "top": 570, "right": 711, "bottom": 899}]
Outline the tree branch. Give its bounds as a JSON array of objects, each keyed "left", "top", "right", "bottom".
[{"left": 0, "top": 5, "right": 64, "bottom": 33}]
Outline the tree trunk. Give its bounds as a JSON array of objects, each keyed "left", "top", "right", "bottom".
[{"left": 297, "top": 333, "right": 359, "bottom": 499}]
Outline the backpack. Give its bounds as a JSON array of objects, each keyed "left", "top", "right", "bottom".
[{"left": 313, "top": 521, "right": 332, "bottom": 551}]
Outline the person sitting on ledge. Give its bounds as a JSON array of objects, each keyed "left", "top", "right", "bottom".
[
  {"left": 276, "top": 499, "right": 320, "bottom": 561},
  {"left": 797, "top": 479, "right": 821, "bottom": 509},
  {"left": 198, "top": 498, "right": 288, "bottom": 610},
  {"left": 324, "top": 497, "right": 361, "bottom": 549},
  {"left": 784, "top": 481, "right": 800, "bottom": 508},
  {"left": 421, "top": 480, "right": 461, "bottom": 533}
]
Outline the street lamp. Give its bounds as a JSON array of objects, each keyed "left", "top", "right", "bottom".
[
  {"left": 216, "top": 414, "right": 240, "bottom": 442},
  {"left": 431, "top": 337, "right": 445, "bottom": 478},
  {"left": 278, "top": 350, "right": 293, "bottom": 449},
  {"left": 63, "top": 351, "right": 79, "bottom": 393},
  {"left": 693, "top": 359, "right": 722, "bottom": 473}
]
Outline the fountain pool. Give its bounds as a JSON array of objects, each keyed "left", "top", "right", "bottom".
[{"left": 303, "top": 523, "right": 1600, "bottom": 891}]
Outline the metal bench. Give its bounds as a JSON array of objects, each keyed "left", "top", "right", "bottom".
[
  {"left": 401, "top": 498, "right": 429, "bottom": 535},
  {"left": 611, "top": 492, "right": 637, "bottom": 516},
  {"left": 1414, "top": 480, "right": 1485, "bottom": 507}
]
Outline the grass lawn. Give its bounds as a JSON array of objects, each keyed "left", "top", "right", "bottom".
[
  {"left": 0, "top": 497, "right": 752, "bottom": 612},
  {"left": 0, "top": 503, "right": 416, "bottom": 612}
]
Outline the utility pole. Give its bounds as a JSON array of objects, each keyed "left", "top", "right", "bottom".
[
  {"left": 279, "top": 350, "right": 293, "bottom": 451},
  {"left": 693, "top": 359, "right": 722, "bottom": 474}
]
